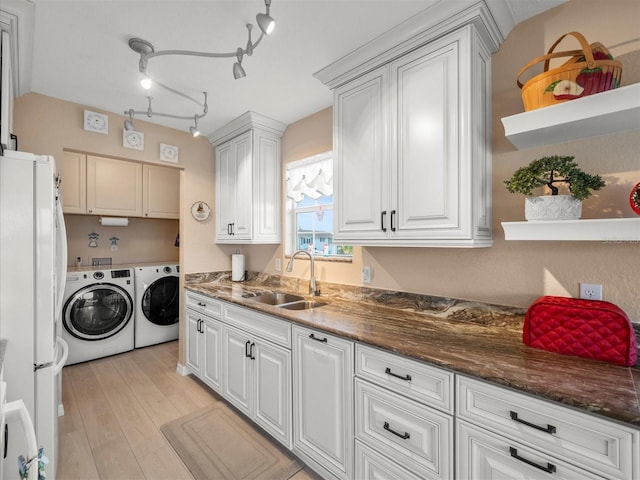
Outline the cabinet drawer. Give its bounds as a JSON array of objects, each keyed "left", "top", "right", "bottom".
[
  {"left": 457, "top": 420, "right": 607, "bottom": 480},
  {"left": 224, "top": 303, "right": 291, "bottom": 349},
  {"left": 355, "top": 440, "right": 423, "bottom": 480},
  {"left": 356, "top": 344, "right": 453, "bottom": 413},
  {"left": 457, "top": 375, "right": 639, "bottom": 480},
  {"left": 185, "top": 290, "right": 222, "bottom": 319},
  {"left": 355, "top": 379, "right": 453, "bottom": 480}
]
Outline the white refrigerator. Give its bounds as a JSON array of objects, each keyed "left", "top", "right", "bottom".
[{"left": 0, "top": 150, "right": 68, "bottom": 480}]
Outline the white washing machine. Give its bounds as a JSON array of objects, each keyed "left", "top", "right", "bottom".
[
  {"left": 134, "top": 264, "right": 180, "bottom": 348},
  {"left": 61, "top": 267, "right": 135, "bottom": 365}
]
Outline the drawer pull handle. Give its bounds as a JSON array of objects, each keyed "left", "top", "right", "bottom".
[
  {"left": 383, "top": 422, "right": 410, "bottom": 440},
  {"left": 197, "top": 302, "right": 206, "bottom": 307},
  {"left": 381, "top": 211, "right": 387, "bottom": 232},
  {"left": 245, "top": 340, "right": 252, "bottom": 358},
  {"left": 309, "top": 333, "right": 328, "bottom": 343},
  {"left": 385, "top": 367, "right": 411, "bottom": 382},
  {"left": 509, "top": 447, "right": 556, "bottom": 474},
  {"left": 510, "top": 411, "right": 556, "bottom": 434}
]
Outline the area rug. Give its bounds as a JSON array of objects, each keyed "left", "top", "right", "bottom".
[{"left": 161, "top": 402, "right": 304, "bottom": 480}]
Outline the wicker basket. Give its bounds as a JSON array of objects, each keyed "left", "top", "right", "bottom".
[{"left": 517, "top": 31, "right": 622, "bottom": 111}]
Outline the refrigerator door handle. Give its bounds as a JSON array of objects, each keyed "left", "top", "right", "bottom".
[
  {"left": 4, "top": 399, "right": 38, "bottom": 480},
  {"left": 54, "top": 337, "right": 69, "bottom": 375},
  {"left": 54, "top": 194, "right": 68, "bottom": 322}
]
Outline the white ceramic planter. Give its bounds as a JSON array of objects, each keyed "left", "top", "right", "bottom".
[{"left": 525, "top": 195, "right": 582, "bottom": 221}]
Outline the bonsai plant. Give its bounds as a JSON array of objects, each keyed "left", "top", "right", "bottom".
[{"left": 504, "top": 155, "right": 605, "bottom": 220}]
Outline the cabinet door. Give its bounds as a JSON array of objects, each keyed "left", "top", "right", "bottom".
[
  {"left": 457, "top": 421, "right": 606, "bottom": 480},
  {"left": 292, "top": 326, "right": 354, "bottom": 480},
  {"left": 253, "top": 340, "right": 291, "bottom": 448},
  {"left": 222, "top": 325, "right": 252, "bottom": 416},
  {"left": 142, "top": 164, "right": 180, "bottom": 219},
  {"left": 390, "top": 37, "right": 461, "bottom": 238},
  {"left": 333, "top": 67, "right": 389, "bottom": 241},
  {"left": 252, "top": 130, "right": 281, "bottom": 243},
  {"left": 185, "top": 310, "right": 202, "bottom": 375},
  {"left": 215, "top": 141, "right": 234, "bottom": 239},
  {"left": 59, "top": 151, "right": 87, "bottom": 214},
  {"left": 87, "top": 155, "right": 143, "bottom": 216},
  {"left": 231, "top": 132, "right": 253, "bottom": 240},
  {"left": 202, "top": 318, "right": 223, "bottom": 393},
  {"left": 215, "top": 132, "right": 252, "bottom": 241}
]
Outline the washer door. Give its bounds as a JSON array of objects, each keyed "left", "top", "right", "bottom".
[
  {"left": 142, "top": 276, "right": 179, "bottom": 326},
  {"left": 63, "top": 283, "right": 133, "bottom": 340}
]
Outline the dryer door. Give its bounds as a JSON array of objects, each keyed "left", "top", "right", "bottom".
[
  {"left": 142, "top": 276, "right": 179, "bottom": 326},
  {"left": 63, "top": 284, "right": 133, "bottom": 340}
]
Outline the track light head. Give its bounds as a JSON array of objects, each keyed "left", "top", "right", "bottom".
[
  {"left": 233, "top": 62, "right": 246, "bottom": 79},
  {"left": 124, "top": 110, "right": 135, "bottom": 131},
  {"left": 256, "top": 13, "right": 275, "bottom": 35},
  {"left": 257, "top": 0, "right": 275, "bottom": 35},
  {"left": 190, "top": 116, "right": 200, "bottom": 137}
]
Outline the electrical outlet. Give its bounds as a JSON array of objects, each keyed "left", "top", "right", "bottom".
[
  {"left": 580, "top": 283, "right": 603, "bottom": 301},
  {"left": 275, "top": 258, "right": 281, "bottom": 272},
  {"left": 362, "top": 266, "right": 372, "bottom": 284}
]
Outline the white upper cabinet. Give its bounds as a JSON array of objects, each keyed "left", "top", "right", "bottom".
[
  {"left": 317, "top": 5, "right": 499, "bottom": 247},
  {"left": 210, "top": 111, "right": 286, "bottom": 244}
]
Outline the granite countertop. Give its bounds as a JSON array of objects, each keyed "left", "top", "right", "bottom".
[{"left": 185, "top": 272, "right": 640, "bottom": 428}]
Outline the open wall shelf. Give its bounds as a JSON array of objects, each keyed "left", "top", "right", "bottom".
[
  {"left": 501, "top": 84, "right": 640, "bottom": 149},
  {"left": 501, "top": 218, "right": 640, "bottom": 241}
]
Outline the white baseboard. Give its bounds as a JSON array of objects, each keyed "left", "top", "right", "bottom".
[{"left": 176, "top": 363, "right": 190, "bottom": 376}]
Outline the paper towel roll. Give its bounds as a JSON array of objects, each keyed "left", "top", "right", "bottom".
[
  {"left": 99, "top": 217, "right": 129, "bottom": 227},
  {"left": 232, "top": 254, "right": 245, "bottom": 282}
]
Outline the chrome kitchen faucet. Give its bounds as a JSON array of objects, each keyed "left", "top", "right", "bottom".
[{"left": 286, "top": 250, "right": 320, "bottom": 296}]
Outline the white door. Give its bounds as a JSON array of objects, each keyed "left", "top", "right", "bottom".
[
  {"left": 202, "top": 318, "right": 223, "bottom": 393},
  {"left": 333, "top": 67, "right": 389, "bottom": 241},
  {"left": 230, "top": 132, "right": 253, "bottom": 240},
  {"left": 253, "top": 340, "right": 291, "bottom": 448},
  {"left": 222, "top": 325, "right": 252, "bottom": 416},
  {"left": 293, "top": 326, "right": 354, "bottom": 480},
  {"left": 390, "top": 38, "right": 460, "bottom": 238},
  {"left": 215, "top": 141, "right": 234, "bottom": 240},
  {"left": 185, "top": 310, "right": 202, "bottom": 375}
]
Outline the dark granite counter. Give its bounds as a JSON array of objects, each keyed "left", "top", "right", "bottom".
[{"left": 185, "top": 272, "right": 640, "bottom": 428}]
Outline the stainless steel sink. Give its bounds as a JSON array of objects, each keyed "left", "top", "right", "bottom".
[
  {"left": 278, "top": 300, "right": 327, "bottom": 310},
  {"left": 250, "top": 292, "right": 305, "bottom": 305}
]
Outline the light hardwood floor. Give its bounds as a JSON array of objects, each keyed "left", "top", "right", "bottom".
[{"left": 57, "top": 341, "right": 320, "bottom": 480}]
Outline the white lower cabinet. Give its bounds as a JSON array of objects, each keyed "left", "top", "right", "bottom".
[
  {"left": 222, "top": 323, "right": 292, "bottom": 448},
  {"left": 292, "top": 325, "right": 354, "bottom": 480},
  {"left": 457, "top": 421, "right": 607, "bottom": 480},
  {"left": 184, "top": 290, "right": 640, "bottom": 480},
  {"left": 456, "top": 375, "right": 639, "bottom": 480},
  {"left": 354, "top": 344, "right": 454, "bottom": 480},
  {"left": 355, "top": 440, "right": 423, "bottom": 480},
  {"left": 185, "top": 304, "right": 223, "bottom": 393}
]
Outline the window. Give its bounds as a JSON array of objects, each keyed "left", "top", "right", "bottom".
[{"left": 285, "top": 152, "right": 352, "bottom": 260}]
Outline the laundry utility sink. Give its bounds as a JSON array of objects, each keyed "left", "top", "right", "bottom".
[
  {"left": 250, "top": 292, "right": 305, "bottom": 305},
  {"left": 278, "top": 300, "right": 326, "bottom": 310}
]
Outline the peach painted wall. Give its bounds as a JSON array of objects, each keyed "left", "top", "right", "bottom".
[{"left": 260, "top": 0, "right": 640, "bottom": 322}]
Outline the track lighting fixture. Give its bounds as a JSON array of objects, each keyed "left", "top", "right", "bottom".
[
  {"left": 190, "top": 116, "right": 201, "bottom": 137},
  {"left": 256, "top": 0, "right": 275, "bottom": 35},
  {"left": 124, "top": 111, "right": 135, "bottom": 131},
  {"left": 124, "top": 0, "right": 275, "bottom": 135}
]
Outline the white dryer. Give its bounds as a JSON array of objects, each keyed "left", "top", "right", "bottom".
[
  {"left": 61, "top": 267, "right": 135, "bottom": 365},
  {"left": 134, "top": 264, "right": 179, "bottom": 348}
]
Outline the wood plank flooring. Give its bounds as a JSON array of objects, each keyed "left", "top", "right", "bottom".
[{"left": 57, "top": 341, "right": 319, "bottom": 480}]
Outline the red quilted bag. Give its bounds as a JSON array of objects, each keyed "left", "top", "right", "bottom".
[{"left": 523, "top": 296, "right": 637, "bottom": 366}]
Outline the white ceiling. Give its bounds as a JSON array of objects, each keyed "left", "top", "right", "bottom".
[{"left": 21, "top": 0, "right": 563, "bottom": 138}]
